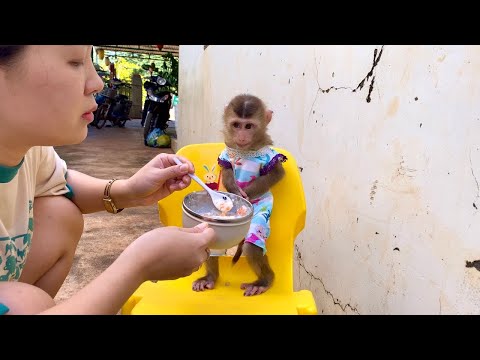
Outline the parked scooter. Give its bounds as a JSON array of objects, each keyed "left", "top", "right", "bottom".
[
  {"left": 92, "top": 79, "right": 132, "bottom": 129},
  {"left": 142, "top": 75, "right": 172, "bottom": 145}
]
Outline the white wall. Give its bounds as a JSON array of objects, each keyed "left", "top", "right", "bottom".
[{"left": 178, "top": 45, "right": 480, "bottom": 314}]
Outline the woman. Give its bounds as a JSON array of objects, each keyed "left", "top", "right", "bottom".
[{"left": 0, "top": 45, "right": 214, "bottom": 314}]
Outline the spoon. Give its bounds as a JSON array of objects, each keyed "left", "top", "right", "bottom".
[{"left": 173, "top": 156, "right": 234, "bottom": 213}]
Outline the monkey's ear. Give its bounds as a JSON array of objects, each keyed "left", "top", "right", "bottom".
[{"left": 265, "top": 109, "right": 273, "bottom": 124}]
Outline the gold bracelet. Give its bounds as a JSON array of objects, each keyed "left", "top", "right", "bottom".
[{"left": 103, "top": 179, "right": 124, "bottom": 214}]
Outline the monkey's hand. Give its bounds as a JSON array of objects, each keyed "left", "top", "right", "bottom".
[
  {"left": 238, "top": 188, "right": 249, "bottom": 200},
  {"left": 244, "top": 162, "right": 285, "bottom": 200},
  {"left": 221, "top": 167, "right": 248, "bottom": 199}
]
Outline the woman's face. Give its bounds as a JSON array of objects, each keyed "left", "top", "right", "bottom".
[{"left": 0, "top": 45, "right": 104, "bottom": 147}]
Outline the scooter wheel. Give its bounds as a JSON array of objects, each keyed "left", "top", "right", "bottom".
[
  {"left": 94, "top": 104, "right": 108, "bottom": 129},
  {"left": 143, "top": 112, "right": 155, "bottom": 140}
]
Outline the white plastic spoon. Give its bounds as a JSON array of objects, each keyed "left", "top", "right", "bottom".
[{"left": 173, "top": 156, "right": 234, "bottom": 213}]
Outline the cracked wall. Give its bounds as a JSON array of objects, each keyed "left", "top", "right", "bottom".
[{"left": 177, "top": 45, "right": 480, "bottom": 314}]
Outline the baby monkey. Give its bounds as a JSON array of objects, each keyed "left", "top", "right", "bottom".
[{"left": 192, "top": 94, "right": 287, "bottom": 296}]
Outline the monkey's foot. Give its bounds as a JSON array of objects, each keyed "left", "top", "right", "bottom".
[
  {"left": 192, "top": 275, "right": 216, "bottom": 292},
  {"left": 240, "top": 279, "right": 272, "bottom": 296}
]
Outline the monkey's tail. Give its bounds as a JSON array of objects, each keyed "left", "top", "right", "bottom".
[{"left": 232, "top": 239, "right": 245, "bottom": 265}]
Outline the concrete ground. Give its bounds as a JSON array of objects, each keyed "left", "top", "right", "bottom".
[{"left": 54, "top": 119, "right": 173, "bottom": 303}]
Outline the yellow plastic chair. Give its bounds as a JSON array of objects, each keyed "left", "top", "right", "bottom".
[{"left": 121, "top": 143, "right": 317, "bottom": 315}]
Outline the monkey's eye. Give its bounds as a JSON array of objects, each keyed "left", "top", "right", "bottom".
[
  {"left": 233, "top": 122, "right": 240, "bottom": 128},
  {"left": 245, "top": 123, "right": 254, "bottom": 130}
]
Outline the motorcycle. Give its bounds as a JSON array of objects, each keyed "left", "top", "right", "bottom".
[
  {"left": 141, "top": 75, "right": 173, "bottom": 145},
  {"left": 92, "top": 77, "right": 132, "bottom": 129}
]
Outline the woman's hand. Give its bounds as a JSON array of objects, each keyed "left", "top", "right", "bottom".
[
  {"left": 35, "top": 222, "right": 216, "bottom": 315},
  {"left": 122, "top": 153, "right": 195, "bottom": 207},
  {"left": 119, "top": 222, "right": 216, "bottom": 282}
]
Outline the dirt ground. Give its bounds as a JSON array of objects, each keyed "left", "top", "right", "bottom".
[{"left": 54, "top": 120, "right": 172, "bottom": 303}]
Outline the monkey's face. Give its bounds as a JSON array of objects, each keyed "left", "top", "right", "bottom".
[{"left": 226, "top": 117, "right": 261, "bottom": 150}]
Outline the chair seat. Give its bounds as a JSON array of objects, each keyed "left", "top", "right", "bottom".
[{"left": 122, "top": 256, "right": 317, "bottom": 315}]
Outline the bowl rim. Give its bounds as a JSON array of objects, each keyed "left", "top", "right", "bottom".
[
  {"left": 182, "top": 191, "right": 254, "bottom": 224},
  {"left": 182, "top": 208, "right": 253, "bottom": 226}
]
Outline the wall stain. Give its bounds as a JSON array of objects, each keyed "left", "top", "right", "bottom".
[
  {"left": 353, "top": 45, "right": 385, "bottom": 103},
  {"left": 370, "top": 180, "right": 378, "bottom": 204},
  {"left": 466, "top": 260, "right": 480, "bottom": 272},
  {"left": 308, "top": 45, "right": 385, "bottom": 120},
  {"left": 394, "top": 158, "right": 417, "bottom": 179},
  {"left": 387, "top": 97, "right": 400, "bottom": 117}
]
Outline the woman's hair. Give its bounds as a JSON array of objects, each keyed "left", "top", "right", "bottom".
[{"left": 0, "top": 45, "right": 26, "bottom": 67}]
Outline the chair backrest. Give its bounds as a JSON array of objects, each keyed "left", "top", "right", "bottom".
[{"left": 158, "top": 143, "right": 306, "bottom": 289}]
